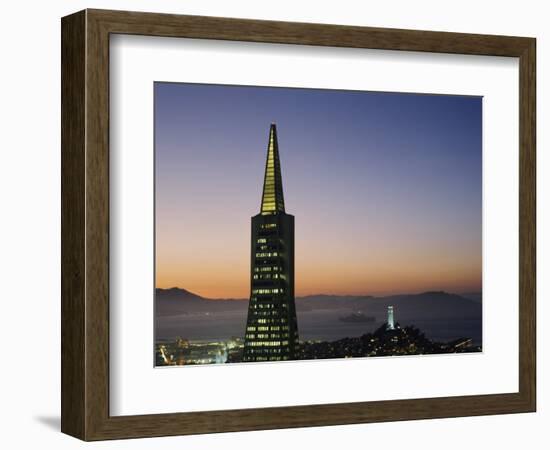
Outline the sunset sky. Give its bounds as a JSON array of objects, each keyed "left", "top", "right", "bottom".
[{"left": 155, "top": 83, "right": 482, "bottom": 298}]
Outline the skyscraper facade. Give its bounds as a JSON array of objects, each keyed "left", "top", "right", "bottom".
[{"left": 243, "top": 124, "right": 299, "bottom": 362}]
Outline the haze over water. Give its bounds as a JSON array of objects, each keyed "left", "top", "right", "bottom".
[{"left": 156, "top": 310, "right": 482, "bottom": 346}]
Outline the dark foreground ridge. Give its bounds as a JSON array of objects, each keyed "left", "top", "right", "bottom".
[{"left": 295, "top": 323, "right": 479, "bottom": 361}]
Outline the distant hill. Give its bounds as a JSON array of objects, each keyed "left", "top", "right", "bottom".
[
  {"left": 155, "top": 288, "right": 246, "bottom": 316},
  {"left": 156, "top": 287, "right": 204, "bottom": 301},
  {"left": 460, "top": 292, "right": 482, "bottom": 303},
  {"left": 296, "top": 291, "right": 480, "bottom": 319},
  {"left": 155, "top": 288, "right": 481, "bottom": 320}
]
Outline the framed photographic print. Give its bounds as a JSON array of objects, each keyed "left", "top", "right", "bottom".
[{"left": 61, "top": 9, "right": 536, "bottom": 441}]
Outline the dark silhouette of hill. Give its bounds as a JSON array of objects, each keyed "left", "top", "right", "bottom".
[
  {"left": 460, "top": 292, "right": 482, "bottom": 303},
  {"left": 155, "top": 287, "right": 246, "bottom": 316},
  {"left": 156, "top": 288, "right": 481, "bottom": 320}
]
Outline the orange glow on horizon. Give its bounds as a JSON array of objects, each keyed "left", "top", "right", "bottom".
[
  {"left": 155, "top": 208, "right": 481, "bottom": 299},
  {"left": 155, "top": 250, "right": 481, "bottom": 299}
]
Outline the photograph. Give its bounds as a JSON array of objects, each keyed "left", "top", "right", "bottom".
[{"left": 154, "top": 82, "right": 483, "bottom": 366}]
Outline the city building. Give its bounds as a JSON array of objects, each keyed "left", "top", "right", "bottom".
[
  {"left": 243, "top": 124, "right": 299, "bottom": 362},
  {"left": 387, "top": 305, "right": 395, "bottom": 330}
]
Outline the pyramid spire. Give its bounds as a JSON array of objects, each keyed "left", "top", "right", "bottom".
[{"left": 260, "top": 123, "right": 286, "bottom": 215}]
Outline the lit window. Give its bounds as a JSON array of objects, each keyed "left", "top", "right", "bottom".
[{"left": 255, "top": 252, "right": 277, "bottom": 258}]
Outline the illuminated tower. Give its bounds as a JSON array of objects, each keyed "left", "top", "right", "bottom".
[
  {"left": 387, "top": 306, "right": 395, "bottom": 330},
  {"left": 243, "top": 124, "right": 299, "bottom": 362}
]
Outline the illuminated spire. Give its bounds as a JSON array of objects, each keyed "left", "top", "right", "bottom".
[{"left": 260, "top": 123, "right": 286, "bottom": 215}]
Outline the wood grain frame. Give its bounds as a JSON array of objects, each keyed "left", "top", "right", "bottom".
[{"left": 61, "top": 9, "right": 536, "bottom": 441}]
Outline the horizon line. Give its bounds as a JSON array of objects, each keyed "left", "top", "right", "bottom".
[{"left": 155, "top": 286, "right": 482, "bottom": 300}]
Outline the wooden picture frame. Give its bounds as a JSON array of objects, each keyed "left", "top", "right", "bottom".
[{"left": 61, "top": 8, "right": 536, "bottom": 441}]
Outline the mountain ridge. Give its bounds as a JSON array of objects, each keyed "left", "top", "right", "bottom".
[
  {"left": 155, "top": 287, "right": 482, "bottom": 320},
  {"left": 155, "top": 287, "right": 480, "bottom": 301}
]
